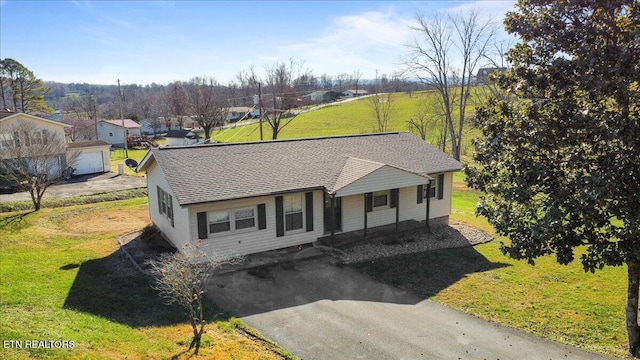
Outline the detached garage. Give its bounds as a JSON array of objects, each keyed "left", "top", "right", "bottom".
[{"left": 66, "top": 140, "right": 111, "bottom": 176}]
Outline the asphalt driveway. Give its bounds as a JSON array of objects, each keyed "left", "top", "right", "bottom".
[
  {"left": 209, "top": 256, "right": 617, "bottom": 360},
  {"left": 0, "top": 172, "right": 146, "bottom": 202}
]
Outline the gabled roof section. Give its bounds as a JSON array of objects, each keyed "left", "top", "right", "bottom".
[
  {"left": 0, "top": 111, "right": 71, "bottom": 128},
  {"left": 332, "top": 157, "right": 385, "bottom": 193},
  {"left": 331, "top": 157, "right": 431, "bottom": 197},
  {"left": 140, "top": 132, "right": 462, "bottom": 206},
  {"left": 67, "top": 140, "right": 111, "bottom": 149},
  {"left": 100, "top": 119, "right": 140, "bottom": 128}
]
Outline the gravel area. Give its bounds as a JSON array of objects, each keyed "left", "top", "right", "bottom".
[{"left": 328, "top": 223, "right": 494, "bottom": 264}]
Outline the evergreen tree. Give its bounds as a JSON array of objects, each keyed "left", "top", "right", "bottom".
[{"left": 467, "top": 0, "right": 640, "bottom": 355}]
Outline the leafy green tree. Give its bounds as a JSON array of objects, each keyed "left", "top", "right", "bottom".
[
  {"left": 466, "top": 0, "right": 640, "bottom": 355},
  {"left": 0, "top": 58, "right": 53, "bottom": 114}
]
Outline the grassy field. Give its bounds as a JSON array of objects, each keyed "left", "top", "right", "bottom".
[
  {"left": 353, "top": 173, "right": 630, "bottom": 359},
  {"left": 0, "top": 199, "right": 296, "bottom": 359},
  {"left": 211, "top": 91, "right": 481, "bottom": 157}
]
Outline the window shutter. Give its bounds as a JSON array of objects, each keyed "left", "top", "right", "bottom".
[
  {"left": 197, "top": 212, "right": 207, "bottom": 239},
  {"left": 305, "top": 192, "right": 314, "bottom": 232},
  {"left": 169, "top": 195, "right": 174, "bottom": 227},
  {"left": 275, "top": 196, "right": 284, "bottom": 237},
  {"left": 390, "top": 189, "right": 398, "bottom": 208},
  {"left": 157, "top": 186, "right": 162, "bottom": 214},
  {"left": 437, "top": 174, "right": 445, "bottom": 200},
  {"left": 257, "top": 204, "right": 266, "bottom": 230},
  {"left": 417, "top": 185, "right": 423, "bottom": 204},
  {"left": 365, "top": 192, "right": 373, "bottom": 213}
]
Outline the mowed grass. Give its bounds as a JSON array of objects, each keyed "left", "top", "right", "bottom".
[
  {"left": 110, "top": 148, "right": 148, "bottom": 176},
  {"left": 352, "top": 173, "right": 630, "bottom": 359},
  {"left": 211, "top": 90, "right": 481, "bottom": 155},
  {"left": 0, "top": 199, "right": 296, "bottom": 359}
]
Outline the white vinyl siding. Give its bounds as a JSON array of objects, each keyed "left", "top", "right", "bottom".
[
  {"left": 146, "top": 162, "right": 189, "bottom": 250},
  {"left": 188, "top": 191, "right": 324, "bottom": 257},
  {"left": 340, "top": 174, "right": 455, "bottom": 233}
]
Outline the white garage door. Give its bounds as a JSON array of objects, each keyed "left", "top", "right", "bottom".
[{"left": 74, "top": 151, "right": 104, "bottom": 175}]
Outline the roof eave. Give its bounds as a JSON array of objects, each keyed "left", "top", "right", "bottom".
[
  {"left": 135, "top": 150, "right": 155, "bottom": 173},
  {"left": 179, "top": 186, "right": 326, "bottom": 208}
]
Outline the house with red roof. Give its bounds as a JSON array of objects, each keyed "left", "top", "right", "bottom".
[{"left": 97, "top": 119, "right": 141, "bottom": 147}]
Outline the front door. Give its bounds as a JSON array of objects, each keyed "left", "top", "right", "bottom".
[{"left": 323, "top": 193, "right": 342, "bottom": 233}]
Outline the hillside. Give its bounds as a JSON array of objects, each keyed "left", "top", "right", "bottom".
[{"left": 211, "top": 89, "right": 486, "bottom": 159}]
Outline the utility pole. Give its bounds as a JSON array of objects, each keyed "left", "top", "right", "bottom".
[
  {"left": 258, "top": 82, "right": 264, "bottom": 141},
  {"left": 117, "top": 79, "right": 128, "bottom": 158}
]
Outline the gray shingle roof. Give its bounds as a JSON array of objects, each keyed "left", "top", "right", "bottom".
[{"left": 147, "top": 132, "right": 462, "bottom": 206}]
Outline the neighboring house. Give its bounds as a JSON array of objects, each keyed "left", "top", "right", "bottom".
[
  {"left": 342, "top": 89, "right": 369, "bottom": 98},
  {"left": 165, "top": 129, "right": 201, "bottom": 146},
  {"left": 137, "top": 132, "right": 462, "bottom": 258},
  {"left": 476, "top": 67, "right": 507, "bottom": 85},
  {"left": 0, "top": 111, "right": 70, "bottom": 179},
  {"left": 97, "top": 119, "right": 141, "bottom": 147},
  {"left": 227, "top": 106, "right": 258, "bottom": 122},
  {"left": 66, "top": 140, "right": 111, "bottom": 175},
  {"left": 309, "top": 91, "right": 330, "bottom": 102},
  {"left": 0, "top": 111, "right": 110, "bottom": 181},
  {"left": 140, "top": 117, "right": 197, "bottom": 135}
]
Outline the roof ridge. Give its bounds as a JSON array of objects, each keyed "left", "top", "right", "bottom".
[{"left": 157, "top": 132, "right": 404, "bottom": 151}]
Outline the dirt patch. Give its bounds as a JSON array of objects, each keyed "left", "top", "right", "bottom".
[{"left": 118, "top": 229, "right": 176, "bottom": 273}]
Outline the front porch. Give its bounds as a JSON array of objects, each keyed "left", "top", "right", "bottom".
[{"left": 317, "top": 219, "right": 428, "bottom": 249}]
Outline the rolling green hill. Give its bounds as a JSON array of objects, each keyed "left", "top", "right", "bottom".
[{"left": 211, "top": 89, "right": 485, "bottom": 158}]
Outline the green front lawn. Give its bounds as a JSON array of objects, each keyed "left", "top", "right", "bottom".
[
  {"left": 0, "top": 199, "right": 295, "bottom": 359},
  {"left": 352, "top": 176, "right": 630, "bottom": 358}
]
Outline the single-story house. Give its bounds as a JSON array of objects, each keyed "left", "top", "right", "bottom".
[
  {"left": 136, "top": 132, "right": 462, "bottom": 258},
  {"left": 97, "top": 119, "right": 141, "bottom": 147},
  {"left": 342, "top": 89, "right": 369, "bottom": 98},
  {"left": 165, "top": 129, "right": 201, "bottom": 146},
  {"left": 227, "top": 106, "right": 259, "bottom": 122},
  {"left": 66, "top": 140, "right": 111, "bottom": 175}
]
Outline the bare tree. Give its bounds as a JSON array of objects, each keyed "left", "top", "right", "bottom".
[
  {"left": 184, "top": 77, "right": 228, "bottom": 140},
  {"left": 0, "top": 120, "right": 77, "bottom": 211},
  {"left": 406, "top": 9, "right": 496, "bottom": 160},
  {"left": 147, "top": 243, "right": 243, "bottom": 355},
  {"left": 407, "top": 102, "right": 446, "bottom": 144},
  {"left": 368, "top": 92, "right": 394, "bottom": 132},
  {"left": 262, "top": 60, "right": 307, "bottom": 139},
  {"left": 168, "top": 82, "right": 189, "bottom": 130},
  {"left": 352, "top": 70, "right": 363, "bottom": 95}
]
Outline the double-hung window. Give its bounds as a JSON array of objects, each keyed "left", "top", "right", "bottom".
[
  {"left": 234, "top": 207, "right": 255, "bottom": 230},
  {"left": 209, "top": 210, "right": 231, "bottom": 234},
  {"left": 373, "top": 190, "right": 389, "bottom": 209},
  {"left": 284, "top": 194, "right": 304, "bottom": 231},
  {"left": 208, "top": 207, "right": 257, "bottom": 235}
]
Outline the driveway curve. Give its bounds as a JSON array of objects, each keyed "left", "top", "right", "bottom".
[{"left": 209, "top": 256, "right": 618, "bottom": 360}]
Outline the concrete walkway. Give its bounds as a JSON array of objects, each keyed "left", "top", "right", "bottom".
[
  {"left": 209, "top": 257, "right": 619, "bottom": 360},
  {"left": 0, "top": 172, "right": 146, "bottom": 202}
]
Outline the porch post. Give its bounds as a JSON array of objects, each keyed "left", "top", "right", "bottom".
[
  {"left": 364, "top": 193, "right": 368, "bottom": 239},
  {"left": 330, "top": 195, "right": 336, "bottom": 247},
  {"left": 395, "top": 189, "right": 400, "bottom": 232},
  {"left": 425, "top": 181, "right": 431, "bottom": 233}
]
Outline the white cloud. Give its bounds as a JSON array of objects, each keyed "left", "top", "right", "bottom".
[{"left": 278, "top": 9, "right": 414, "bottom": 78}]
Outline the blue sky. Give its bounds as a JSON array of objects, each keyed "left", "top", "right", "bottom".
[{"left": 0, "top": 0, "right": 516, "bottom": 86}]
